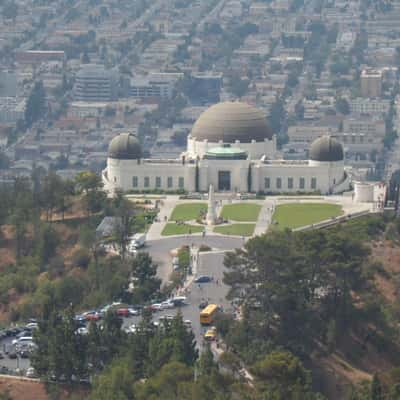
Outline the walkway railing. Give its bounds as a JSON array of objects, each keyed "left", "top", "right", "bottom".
[{"left": 292, "top": 209, "right": 372, "bottom": 232}]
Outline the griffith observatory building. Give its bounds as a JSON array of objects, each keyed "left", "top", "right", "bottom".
[{"left": 102, "top": 102, "right": 351, "bottom": 195}]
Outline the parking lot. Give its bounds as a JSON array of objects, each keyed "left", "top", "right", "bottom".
[{"left": 0, "top": 250, "right": 233, "bottom": 376}]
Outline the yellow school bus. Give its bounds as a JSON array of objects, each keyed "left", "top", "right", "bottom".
[{"left": 200, "top": 304, "right": 219, "bottom": 325}]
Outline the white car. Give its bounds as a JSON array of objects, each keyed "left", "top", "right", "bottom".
[
  {"left": 128, "top": 308, "right": 139, "bottom": 316},
  {"left": 77, "top": 327, "right": 88, "bottom": 335},
  {"left": 12, "top": 336, "right": 33, "bottom": 346},
  {"left": 100, "top": 305, "right": 111, "bottom": 314},
  {"left": 161, "top": 301, "right": 174, "bottom": 310},
  {"left": 26, "top": 367, "right": 36, "bottom": 378},
  {"left": 151, "top": 303, "right": 163, "bottom": 311}
]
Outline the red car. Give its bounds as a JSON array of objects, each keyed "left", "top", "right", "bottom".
[
  {"left": 116, "top": 308, "right": 130, "bottom": 317},
  {"left": 85, "top": 313, "right": 101, "bottom": 322}
]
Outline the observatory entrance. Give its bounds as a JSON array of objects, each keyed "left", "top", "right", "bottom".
[{"left": 218, "top": 171, "right": 231, "bottom": 191}]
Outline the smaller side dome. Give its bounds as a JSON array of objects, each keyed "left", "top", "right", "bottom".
[
  {"left": 108, "top": 133, "right": 142, "bottom": 160},
  {"left": 309, "top": 136, "right": 344, "bottom": 162}
]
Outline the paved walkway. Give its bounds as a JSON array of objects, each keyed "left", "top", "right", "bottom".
[
  {"left": 146, "top": 196, "right": 179, "bottom": 240},
  {"left": 254, "top": 199, "right": 275, "bottom": 236}
]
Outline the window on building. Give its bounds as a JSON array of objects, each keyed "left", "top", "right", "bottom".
[
  {"left": 132, "top": 176, "right": 138, "bottom": 187},
  {"left": 178, "top": 177, "right": 184, "bottom": 188},
  {"left": 144, "top": 177, "right": 150, "bottom": 187},
  {"left": 276, "top": 177, "right": 282, "bottom": 189},
  {"left": 156, "top": 176, "right": 161, "bottom": 188},
  {"left": 167, "top": 177, "right": 173, "bottom": 188},
  {"left": 288, "top": 177, "right": 293, "bottom": 189},
  {"left": 264, "top": 177, "right": 270, "bottom": 189},
  {"left": 299, "top": 177, "right": 305, "bottom": 189},
  {"left": 311, "top": 177, "right": 317, "bottom": 189}
]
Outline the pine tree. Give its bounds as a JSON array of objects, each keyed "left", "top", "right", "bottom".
[
  {"left": 25, "top": 81, "right": 46, "bottom": 127},
  {"left": 371, "top": 373, "right": 383, "bottom": 400}
]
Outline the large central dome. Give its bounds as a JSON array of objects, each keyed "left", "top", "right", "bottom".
[{"left": 190, "top": 102, "right": 273, "bottom": 143}]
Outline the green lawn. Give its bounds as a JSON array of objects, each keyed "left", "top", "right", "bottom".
[
  {"left": 272, "top": 203, "right": 343, "bottom": 230},
  {"left": 170, "top": 203, "right": 207, "bottom": 221},
  {"left": 161, "top": 223, "right": 204, "bottom": 236},
  {"left": 213, "top": 223, "right": 255, "bottom": 236},
  {"left": 220, "top": 203, "right": 262, "bottom": 222}
]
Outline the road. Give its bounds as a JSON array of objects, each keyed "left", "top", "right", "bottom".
[
  {"left": 121, "top": 251, "right": 233, "bottom": 350},
  {"left": 146, "top": 235, "right": 244, "bottom": 283}
]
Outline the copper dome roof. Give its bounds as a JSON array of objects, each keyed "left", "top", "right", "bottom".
[
  {"left": 309, "top": 136, "right": 344, "bottom": 162},
  {"left": 190, "top": 102, "right": 273, "bottom": 143},
  {"left": 108, "top": 133, "right": 142, "bottom": 160}
]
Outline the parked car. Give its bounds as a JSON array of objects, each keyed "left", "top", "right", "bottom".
[
  {"left": 194, "top": 276, "right": 212, "bottom": 283},
  {"left": 130, "top": 233, "right": 146, "bottom": 249},
  {"left": 150, "top": 303, "right": 163, "bottom": 311},
  {"left": 17, "top": 330, "right": 31, "bottom": 339},
  {"left": 26, "top": 367, "right": 36, "bottom": 378},
  {"left": 161, "top": 301, "right": 174, "bottom": 310},
  {"left": 12, "top": 336, "right": 33, "bottom": 346},
  {"left": 128, "top": 308, "right": 139, "bottom": 316},
  {"left": 184, "top": 320, "right": 192, "bottom": 328},
  {"left": 74, "top": 315, "right": 86, "bottom": 324},
  {"left": 25, "top": 323, "right": 38, "bottom": 331},
  {"left": 85, "top": 313, "right": 101, "bottom": 322},
  {"left": 170, "top": 296, "right": 187, "bottom": 306},
  {"left": 116, "top": 308, "right": 130, "bottom": 317},
  {"left": 8, "top": 352, "right": 17, "bottom": 359},
  {"left": 19, "top": 350, "right": 30, "bottom": 359}
]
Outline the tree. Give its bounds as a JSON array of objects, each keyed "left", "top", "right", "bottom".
[
  {"left": 371, "top": 374, "right": 383, "bottom": 400},
  {"left": 251, "top": 351, "right": 314, "bottom": 399},
  {"left": 112, "top": 191, "right": 135, "bottom": 259},
  {"left": 35, "top": 223, "right": 60, "bottom": 268},
  {"left": 90, "top": 358, "right": 135, "bottom": 400},
  {"left": 130, "top": 253, "right": 161, "bottom": 303},
  {"left": 223, "top": 229, "right": 372, "bottom": 357},
  {"left": 25, "top": 81, "right": 46, "bottom": 127},
  {"left": 230, "top": 76, "right": 249, "bottom": 98},
  {"left": 32, "top": 306, "right": 88, "bottom": 383},
  {"left": 268, "top": 97, "right": 286, "bottom": 134},
  {"left": 86, "top": 311, "right": 126, "bottom": 372},
  {"left": 74, "top": 171, "right": 106, "bottom": 218},
  {"left": 335, "top": 98, "right": 350, "bottom": 115},
  {"left": 135, "top": 361, "right": 193, "bottom": 400},
  {"left": 197, "top": 346, "right": 218, "bottom": 377}
]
